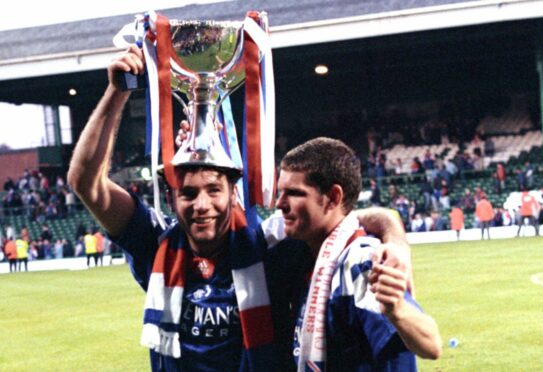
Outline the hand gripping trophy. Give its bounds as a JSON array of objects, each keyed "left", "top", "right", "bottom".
[{"left": 114, "top": 11, "right": 275, "bottom": 227}]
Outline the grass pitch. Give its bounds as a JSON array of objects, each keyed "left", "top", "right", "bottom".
[
  {"left": 1, "top": 236, "right": 542, "bottom": 371},
  {"left": 414, "top": 236, "right": 543, "bottom": 371},
  {"left": 0, "top": 265, "right": 147, "bottom": 371}
]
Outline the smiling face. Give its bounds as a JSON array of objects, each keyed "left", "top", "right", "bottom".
[
  {"left": 275, "top": 170, "right": 332, "bottom": 252},
  {"left": 173, "top": 168, "right": 235, "bottom": 257}
]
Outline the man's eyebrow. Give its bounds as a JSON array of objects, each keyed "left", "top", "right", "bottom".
[{"left": 281, "top": 187, "right": 306, "bottom": 195}]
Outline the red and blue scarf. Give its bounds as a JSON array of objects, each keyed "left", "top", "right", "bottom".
[{"left": 140, "top": 205, "right": 276, "bottom": 370}]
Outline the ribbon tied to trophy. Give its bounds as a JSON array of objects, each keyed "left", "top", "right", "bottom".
[{"left": 114, "top": 10, "right": 275, "bottom": 228}]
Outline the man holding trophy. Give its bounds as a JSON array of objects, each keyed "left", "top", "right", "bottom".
[{"left": 68, "top": 10, "right": 439, "bottom": 371}]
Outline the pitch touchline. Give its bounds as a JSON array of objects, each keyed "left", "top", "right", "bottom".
[{"left": 530, "top": 273, "right": 543, "bottom": 286}]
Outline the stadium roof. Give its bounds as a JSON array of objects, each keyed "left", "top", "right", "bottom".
[{"left": 1, "top": 0, "right": 543, "bottom": 81}]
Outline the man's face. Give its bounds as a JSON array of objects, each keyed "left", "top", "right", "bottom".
[
  {"left": 174, "top": 169, "right": 235, "bottom": 256},
  {"left": 275, "top": 170, "right": 329, "bottom": 249}
]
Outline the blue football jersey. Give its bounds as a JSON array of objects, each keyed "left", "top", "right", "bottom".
[
  {"left": 113, "top": 196, "right": 308, "bottom": 372},
  {"left": 292, "top": 235, "right": 418, "bottom": 371}
]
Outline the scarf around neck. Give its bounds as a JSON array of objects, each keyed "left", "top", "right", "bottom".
[
  {"left": 140, "top": 205, "right": 276, "bottom": 370},
  {"left": 297, "top": 212, "right": 363, "bottom": 371}
]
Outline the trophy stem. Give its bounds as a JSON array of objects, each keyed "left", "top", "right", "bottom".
[{"left": 192, "top": 100, "right": 218, "bottom": 150}]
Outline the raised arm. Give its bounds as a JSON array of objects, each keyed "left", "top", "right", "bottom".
[
  {"left": 67, "top": 45, "right": 145, "bottom": 237},
  {"left": 371, "top": 263, "right": 442, "bottom": 360}
]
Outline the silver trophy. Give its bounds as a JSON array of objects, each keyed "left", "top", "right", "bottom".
[{"left": 167, "top": 18, "right": 250, "bottom": 173}]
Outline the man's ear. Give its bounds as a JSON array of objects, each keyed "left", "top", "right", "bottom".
[
  {"left": 326, "top": 184, "right": 344, "bottom": 211},
  {"left": 231, "top": 183, "right": 239, "bottom": 208}
]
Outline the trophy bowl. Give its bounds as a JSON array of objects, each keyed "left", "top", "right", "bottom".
[
  {"left": 167, "top": 19, "right": 247, "bottom": 172},
  {"left": 169, "top": 20, "right": 245, "bottom": 95}
]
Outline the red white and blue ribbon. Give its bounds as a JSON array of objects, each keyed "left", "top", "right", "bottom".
[
  {"left": 113, "top": 11, "right": 276, "bottom": 228},
  {"left": 242, "top": 12, "right": 276, "bottom": 211}
]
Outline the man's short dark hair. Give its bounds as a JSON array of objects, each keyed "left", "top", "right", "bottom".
[
  {"left": 177, "top": 165, "right": 242, "bottom": 185},
  {"left": 164, "top": 165, "right": 242, "bottom": 190},
  {"left": 280, "top": 137, "right": 362, "bottom": 213}
]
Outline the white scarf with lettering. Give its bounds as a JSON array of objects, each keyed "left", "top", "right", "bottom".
[{"left": 297, "top": 212, "right": 360, "bottom": 371}]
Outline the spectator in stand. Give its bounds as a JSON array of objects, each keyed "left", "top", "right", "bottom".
[
  {"left": 30, "top": 190, "right": 41, "bottom": 219},
  {"left": 431, "top": 175, "right": 443, "bottom": 211},
  {"left": 18, "top": 170, "right": 30, "bottom": 190},
  {"left": 449, "top": 205, "right": 464, "bottom": 240},
  {"left": 429, "top": 211, "right": 446, "bottom": 231},
  {"left": 65, "top": 188, "right": 77, "bottom": 216},
  {"left": 74, "top": 236, "right": 85, "bottom": 257},
  {"left": 473, "top": 186, "right": 485, "bottom": 203},
  {"left": 437, "top": 165, "right": 452, "bottom": 190},
  {"left": 75, "top": 223, "right": 86, "bottom": 242},
  {"left": 368, "top": 178, "right": 381, "bottom": 206},
  {"left": 434, "top": 153, "right": 444, "bottom": 172},
  {"left": 45, "top": 200, "right": 58, "bottom": 220},
  {"left": 41, "top": 238, "right": 53, "bottom": 260},
  {"left": 39, "top": 172, "right": 50, "bottom": 192},
  {"left": 4, "top": 237, "right": 17, "bottom": 272},
  {"left": 445, "top": 158, "right": 458, "bottom": 180},
  {"left": 410, "top": 213, "right": 426, "bottom": 232},
  {"left": 51, "top": 187, "right": 66, "bottom": 219},
  {"left": 502, "top": 208, "right": 514, "bottom": 226},
  {"left": 471, "top": 132, "right": 483, "bottom": 147},
  {"left": 27, "top": 170, "right": 37, "bottom": 190},
  {"left": 21, "top": 225, "right": 30, "bottom": 243},
  {"left": 420, "top": 180, "right": 433, "bottom": 212},
  {"left": 35, "top": 201, "right": 47, "bottom": 223},
  {"left": 472, "top": 148, "right": 484, "bottom": 171},
  {"left": 423, "top": 150, "right": 436, "bottom": 182},
  {"left": 515, "top": 168, "right": 526, "bottom": 191},
  {"left": 393, "top": 158, "right": 403, "bottom": 175},
  {"left": 495, "top": 163, "right": 506, "bottom": 194},
  {"left": 439, "top": 179, "right": 450, "bottom": 210},
  {"left": 63, "top": 239, "right": 74, "bottom": 258},
  {"left": 484, "top": 136, "right": 495, "bottom": 157},
  {"left": 54, "top": 239, "right": 64, "bottom": 259},
  {"left": 517, "top": 191, "right": 540, "bottom": 237},
  {"left": 20, "top": 190, "right": 32, "bottom": 219},
  {"left": 375, "top": 156, "right": 387, "bottom": 188},
  {"left": 366, "top": 154, "right": 376, "bottom": 179},
  {"left": 523, "top": 161, "right": 534, "bottom": 189},
  {"left": 56, "top": 175, "right": 65, "bottom": 189},
  {"left": 475, "top": 194, "right": 494, "bottom": 240},
  {"left": 3, "top": 177, "right": 16, "bottom": 191},
  {"left": 492, "top": 207, "right": 504, "bottom": 227},
  {"left": 5, "top": 224, "right": 15, "bottom": 241},
  {"left": 40, "top": 223, "right": 53, "bottom": 242},
  {"left": 29, "top": 240, "right": 39, "bottom": 260},
  {"left": 387, "top": 183, "right": 399, "bottom": 206},
  {"left": 395, "top": 194, "right": 410, "bottom": 227},
  {"left": 410, "top": 156, "right": 425, "bottom": 175},
  {"left": 423, "top": 213, "right": 434, "bottom": 231},
  {"left": 462, "top": 152, "right": 474, "bottom": 172}
]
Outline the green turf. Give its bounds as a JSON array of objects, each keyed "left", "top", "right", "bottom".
[
  {"left": 414, "top": 236, "right": 543, "bottom": 371},
  {"left": 0, "top": 265, "right": 147, "bottom": 371},
  {"left": 1, "top": 237, "right": 543, "bottom": 370}
]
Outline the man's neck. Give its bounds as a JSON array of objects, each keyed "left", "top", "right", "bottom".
[
  {"left": 307, "top": 212, "right": 347, "bottom": 257},
  {"left": 188, "top": 236, "right": 228, "bottom": 259}
]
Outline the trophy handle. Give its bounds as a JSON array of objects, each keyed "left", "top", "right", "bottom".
[{"left": 213, "top": 83, "right": 244, "bottom": 122}]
